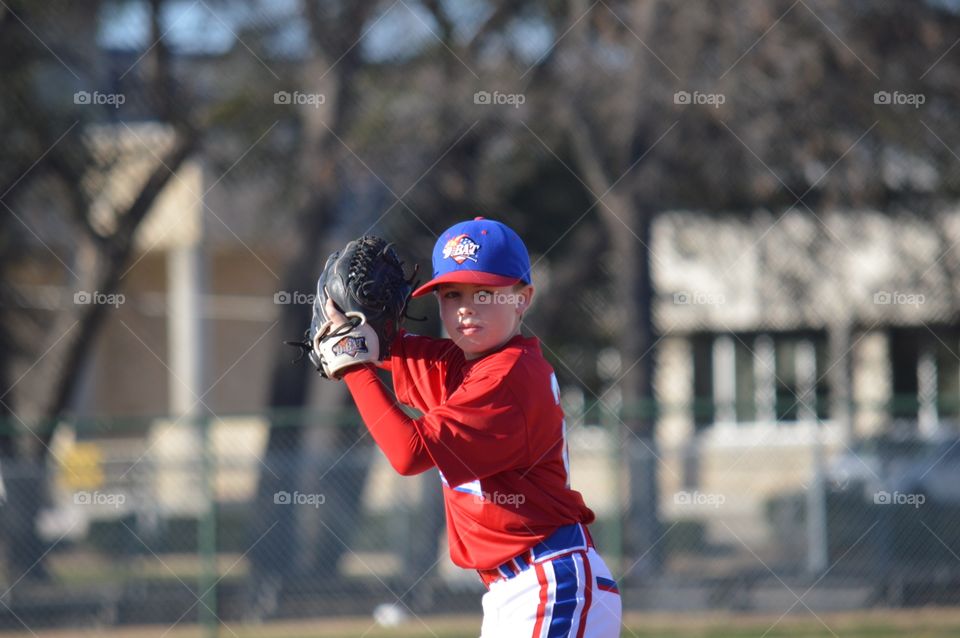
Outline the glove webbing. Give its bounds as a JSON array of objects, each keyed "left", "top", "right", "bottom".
[{"left": 350, "top": 239, "right": 403, "bottom": 311}]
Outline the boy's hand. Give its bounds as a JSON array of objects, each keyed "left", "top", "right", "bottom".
[
  {"left": 310, "top": 235, "right": 412, "bottom": 361},
  {"left": 313, "top": 295, "right": 380, "bottom": 379},
  {"left": 324, "top": 297, "right": 349, "bottom": 328}
]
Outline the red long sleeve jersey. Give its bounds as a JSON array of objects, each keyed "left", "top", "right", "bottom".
[{"left": 342, "top": 330, "right": 595, "bottom": 570}]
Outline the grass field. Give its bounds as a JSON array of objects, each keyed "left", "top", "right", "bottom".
[{"left": 3, "top": 609, "right": 960, "bottom": 638}]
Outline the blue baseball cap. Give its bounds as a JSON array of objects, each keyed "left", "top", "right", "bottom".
[{"left": 411, "top": 217, "right": 531, "bottom": 297}]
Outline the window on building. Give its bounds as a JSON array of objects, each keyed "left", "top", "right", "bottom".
[
  {"left": 692, "top": 331, "right": 830, "bottom": 426},
  {"left": 890, "top": 327, "right": 960, "bottom": 433}
]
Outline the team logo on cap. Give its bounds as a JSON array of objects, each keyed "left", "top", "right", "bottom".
[
  {"left": 442, "top": 234, "right": 481, "bottom": 264},
  {"left": 331, "top": 336, "right": 368, "bottom": 358}
]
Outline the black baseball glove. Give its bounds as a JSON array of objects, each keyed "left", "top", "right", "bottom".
[{"left": 286, "top": 235, "right": 416, "bottom": 378}]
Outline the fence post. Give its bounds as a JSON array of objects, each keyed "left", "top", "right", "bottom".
[
  {"left": 198, "top": 415, "right": 218, "bottom": 637},
  {"left": 806, "top": 424, "right": 829, "bottom": 575},
  {"left": 603, "top": 413, "right": 623, "bottom": 573}
]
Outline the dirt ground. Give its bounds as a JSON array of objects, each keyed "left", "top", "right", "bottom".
[{"left": 3, "top": 608, "right": 960, "bottom": 638}]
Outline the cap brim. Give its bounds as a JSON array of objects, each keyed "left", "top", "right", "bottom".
[{"left": 411, "top": 271, "right": 522, "bottom": 297}]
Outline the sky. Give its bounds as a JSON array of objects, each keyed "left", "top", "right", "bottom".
[{"left": 95, "top": 0, "right": 554, "bottom": 62}]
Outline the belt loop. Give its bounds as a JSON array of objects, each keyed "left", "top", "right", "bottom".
[{"left": 581, "top": 523, "right": 594, "bottom": 548}]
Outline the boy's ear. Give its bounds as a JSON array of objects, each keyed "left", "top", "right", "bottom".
[{"left": 517, "top": 285, "right": 534, "bottom": 314}]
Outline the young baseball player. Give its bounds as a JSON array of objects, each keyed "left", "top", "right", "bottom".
[{"left": 321, "top": 217, "right": 622, "bottom": 637}]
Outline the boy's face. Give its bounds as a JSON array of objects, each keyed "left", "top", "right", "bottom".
[{"left": 436, "top": 282, "right": 534, "bottom": 360}]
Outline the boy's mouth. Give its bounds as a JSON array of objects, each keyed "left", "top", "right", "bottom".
[{"left": 458, "top": 323, "right": 482, "bottom": 335}]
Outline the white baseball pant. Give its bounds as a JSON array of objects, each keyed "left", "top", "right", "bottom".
[{"left": 479, "top": 547, "right": 622, "bottom": 638}]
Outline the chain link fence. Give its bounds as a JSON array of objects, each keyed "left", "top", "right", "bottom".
[
  {"left": 2, "top": 392, "right": 960, "bottom": 632},
  {"left": 0, "top": 409, "right": 616, "bottom": 630}
]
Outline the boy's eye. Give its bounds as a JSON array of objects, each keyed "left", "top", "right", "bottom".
[{"left": 442, "top": 291, "right": 460, "bottom": 299}]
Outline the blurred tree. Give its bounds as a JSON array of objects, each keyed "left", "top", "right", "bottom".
[
  {"left": 245, "top": 1, "right": 378, "bottom": 611},
  {"left": 249, "top": 0, "right": 544, "bottom": 612},
  {"left": 0, "top": 0, "right": 201, "bottom": 581},
  {"left": 506, "top": 0, "right": 960, "bottom": 580}
]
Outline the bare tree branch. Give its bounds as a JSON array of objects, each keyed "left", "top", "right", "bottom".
[
  {"left": 565, "top": 106, "right": 614, "bottom": 198},
  {"left": 466, "top": 0, "right": 516, "bottom": 55},
  {"left": 38, "top": 132, "right": 198, "bottom": 454},
  {"left": 423, "top": 0, "right": 454, "bottom": 42},
  {"left": 45, "top": 154, "right": 105, "bottom": 246}
]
